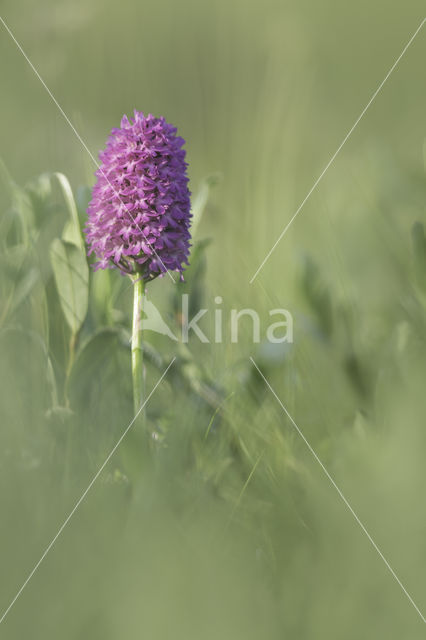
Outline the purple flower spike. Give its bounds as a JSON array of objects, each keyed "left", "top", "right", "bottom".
[{"left": 84, "top": 111, "right": 191, "bottom": 280}]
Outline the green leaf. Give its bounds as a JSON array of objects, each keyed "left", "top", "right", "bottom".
[
  {"left": 0, "top": 243, "right": 28, "bottom": 277},
  {"left": 412, "top": 221, "right": 426, "bottom": 293},
  {"left": 68, "top": 328, "right": 150, "bottom": 481},
  {"left": 50, "top": 238, "right": 89, "bottom": 335},
  {"left": 0, "top": 157, "right": 36, "bottom": 247},
  {"left": 68, "top": 327, "right": 128, "bottom": 394},
  {"left": 67, "top": 328, "right": 132, "bottom": 435},
  {"left": 25, "top": 172, "right": 55, "bottom": 227},
  {"left": 51, "top": 173, "right": 84, "bottom": 250},
  {"left": 300, "top": 256, "right": 333, "bottom": 340},
  {"left": 9, "top": 267, "right": 40, "bottom": 316},
  {"left": 76, "top": 185, "right": 92, "bottom": 226},
  {"left": 0, "top": 327, "right": 58, "bottom": 413},
  {"left": 91, "top": 268, "right": 113, "bottom": 326},
  {"left": 172, "top": 238, "right": 211, "bottom": 318},
  {"left": 190, "top": 173, "right": 221, "bottom": 239}
]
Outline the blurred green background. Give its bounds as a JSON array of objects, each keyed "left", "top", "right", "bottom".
[{"left": 1, "top": 0, "right": 426, "bottom": 638}]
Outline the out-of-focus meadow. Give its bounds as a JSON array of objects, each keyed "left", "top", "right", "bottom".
[{"left": 1, "top": 0, "right": 426, "bottom": 637}]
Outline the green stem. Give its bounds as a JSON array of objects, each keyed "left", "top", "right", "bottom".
[{"left": 132, "top": 276, "right": 145, "bottom": 415}]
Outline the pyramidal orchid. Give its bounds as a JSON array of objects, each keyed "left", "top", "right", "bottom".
[{"left": 85, "top": 111, "right": 191, "bottom": 415}]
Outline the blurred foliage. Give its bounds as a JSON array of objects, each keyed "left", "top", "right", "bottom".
[{"left": 0, "top": 1, "right": 426, "bottom": 638}]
